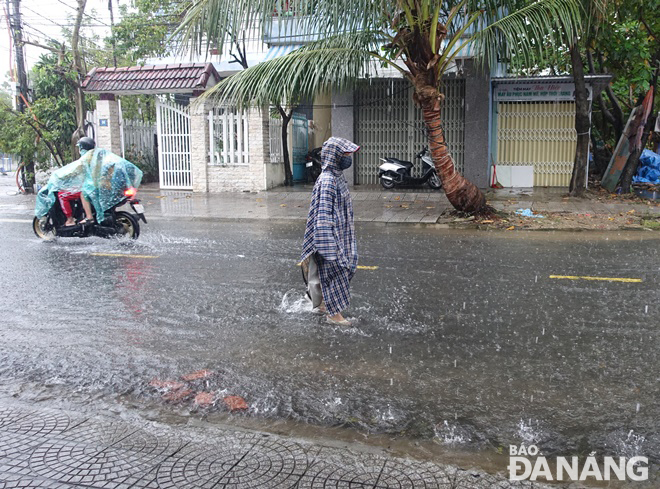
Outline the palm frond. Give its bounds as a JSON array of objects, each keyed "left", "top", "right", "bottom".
[
  {"left": 175, "top": 0, "right": 388, "bottom": 57},
  {"left": 198, "top": 31, "right": 390, "bottom": 108},
  {"left": 466, "top": 0, "right": 582, "bottom": 71}
]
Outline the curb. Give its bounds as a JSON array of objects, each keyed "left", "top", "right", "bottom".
[{"left": 144, "top": 214, "right": 660, "bottom": 232}]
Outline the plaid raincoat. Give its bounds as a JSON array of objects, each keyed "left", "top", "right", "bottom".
[{"left": 301, "top": 137, "right": 359, "bottom": 315}]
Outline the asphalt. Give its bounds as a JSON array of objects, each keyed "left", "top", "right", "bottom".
[{"left": 1, "top": 175, "right": 657, "bottom": 488}]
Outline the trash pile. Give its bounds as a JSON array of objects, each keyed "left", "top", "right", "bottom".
[{"left": 633, "top": 149, "right": 660, "bottom": 199}]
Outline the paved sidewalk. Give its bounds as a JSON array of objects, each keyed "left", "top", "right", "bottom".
[
  {"left": 2, "top": 176, "right": 659, "bottom": 227},
  {"left": 129, "top": 183, "right": 660, "bottom": 225},
  {"left": 0, "top": 399, "right": 551, "bottom": 489}
]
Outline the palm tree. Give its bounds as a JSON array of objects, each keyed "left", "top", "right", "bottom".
[
  {"left": 567, "top": 0, "right": 607, "bottom": 196},
  {"left": 177, "top": 0, "right": 581, "bottom": 214}
]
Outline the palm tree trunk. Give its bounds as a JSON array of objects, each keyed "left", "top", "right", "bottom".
[
  {"left": 418, "top": 93, "right": 488, "bottom": 214},
  {"left": 277, "top": 105, "right": 293, "bottom": 186},
  {"left": 569, "top": 40, "right": 590, "bottom": 196}
]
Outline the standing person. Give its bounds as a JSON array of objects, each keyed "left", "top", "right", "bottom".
[{"left": 301, "top": 137, "right": 360, "bottom": 326}]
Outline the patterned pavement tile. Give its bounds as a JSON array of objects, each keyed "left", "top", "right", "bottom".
[
  {"left": 60, "top": 419, "right": 184, "bottom": 458},
  {"left": 25, "top": 440, "right": 166, "bottom": 488},
  {"left": 0, "top": 408, "right": 77, "bottom": 437},
  {"left": 155, "top": 442, "right": 240, "bottom": 489},
  {"left": 0, "top": 408, "right": 31, "bottom": 431},
  {"left": 298, "top": 449, "right": 387, "bottom": 488},
  {"left": 157, "top": 432, "right": 311, "bottom": 488},
  {"left": 0, "top": 431, "right": 44, "bottom": 459},
  {"left": 0, "top": 474, "right": 75, "bottom": 489},
  {"left": 218, "top": 435, "right": 311, "bottom": 488}
]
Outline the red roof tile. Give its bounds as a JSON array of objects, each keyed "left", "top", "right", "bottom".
[{"left": 81, "top": 63, "right": 220, "bottom": 94}]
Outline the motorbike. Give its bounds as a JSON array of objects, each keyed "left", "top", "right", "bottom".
[
  {"left": 378, "top": 147, "right": 442, "bottom": 190},
  {"left": 33, "top": 187, "right": 147, "bottom": 240},
  {"left": 305, "top": 147, "right": 322, "bottom": 184}
]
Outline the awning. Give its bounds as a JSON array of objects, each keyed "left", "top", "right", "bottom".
[
  {"left": 263, "top": 44, "right": 303, "bottom": 62},
  {"left": 81, "top": 63, "right": 220, "bottom": 95}
]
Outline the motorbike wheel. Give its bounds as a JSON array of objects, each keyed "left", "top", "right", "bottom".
[
  {"left": 114, "top": 211, "right": 140, "bottom": 239},
  {"left": 428, "top": 173, "right": 442, "bottom": 190},
  {"left": 380, "top": 175, "right": 396, "bottom": 189},
  {"left": 33, "top": 216, "right": 56, "bottom": 241}
]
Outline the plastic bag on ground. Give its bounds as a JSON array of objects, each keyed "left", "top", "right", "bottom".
[{"left": 633, "top": 149, "right": 660, "bottom": 184}]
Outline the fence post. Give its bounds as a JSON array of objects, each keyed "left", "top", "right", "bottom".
[
  {"left": 96, "top": 95, "right": 122, "bottom": 156},
  {"left": 190, "top": 97, "right": 211, "bottom": 192},
  {"left": 248, "top": 107, "right": 270, "bottom": 190}
]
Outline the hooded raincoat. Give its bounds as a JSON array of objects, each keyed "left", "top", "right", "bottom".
[
  {"left": 35, "top": 148, "right": 143, "bottom": 221},
  {"left": 301, "top": 137, "right": 359, "bottom": 315}
]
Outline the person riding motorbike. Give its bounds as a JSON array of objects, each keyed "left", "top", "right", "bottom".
[
  {"left": 58, "top": 137, "right": 96, "bottom": 226},
  {"left": 35, "top": 137, "right": 144, "bottom": 232}
]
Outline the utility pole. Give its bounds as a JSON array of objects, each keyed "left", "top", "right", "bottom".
[
  {"left": 8, "top": 0, "right": 34, "bottom": 192},
  {"left": 107, "top": 0, "right": 117, "bottom": 67},
  {"left": 8, "top": 0, "right": 29, "bottom": 112}
]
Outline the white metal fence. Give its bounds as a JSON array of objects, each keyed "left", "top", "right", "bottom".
[
  {"left": 123, "top": 120, "right": 156, "bottom": 160},
  {"left": 156, "top": 99, "right": 192, "bottom": 189},
  {"left": 208, "top": 107, "right": 250, "bottom": 166},
  {"left": 86, "top": 110, "right": 156, "bottom": 161},
  {"left": 355, "top": 78, "right": 465, "bottom": 185}
]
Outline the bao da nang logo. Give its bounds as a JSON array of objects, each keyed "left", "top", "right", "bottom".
[{"left": 508, "top": 445, "right": 648, "bottom": 481}]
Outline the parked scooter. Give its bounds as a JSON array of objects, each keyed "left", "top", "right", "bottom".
[
  {"left": 378, "top": 147, "right": 442, "bottom": 190},
  {"left": 33, "top": 188, "right": 146, "bottom": 240},
  {"left": 305, "top": 147, "right": 322, "bottom": 184}
]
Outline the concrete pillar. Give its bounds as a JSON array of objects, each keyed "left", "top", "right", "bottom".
[
  {"left": 331, "top": 89, "right": 355, "bottom": 186},
  {"left": 96, "top": 95, "right": 122, "bottom": 156},
  {"left": 247, "top": 106, "right": 270, "bottom": 190},
  {"left": 462, "top": 60, "right": 491, "bottom": 188},
  {"left": 312, "top": 92, "right": 332, "bottom": 148},
  {"left": 190, "top": 97, "right": 210, "bottom": 192}
]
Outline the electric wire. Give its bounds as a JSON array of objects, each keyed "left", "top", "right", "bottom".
[
  {"left": 52, "top": 0, "right": 112, "bottom": 28},
  {"left": 21, "top": 5, "right": 104, "bottom": 49}
]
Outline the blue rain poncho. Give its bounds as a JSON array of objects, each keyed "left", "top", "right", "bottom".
[{"left": 35, "top": 149, "right": 143, "bottom": 221}]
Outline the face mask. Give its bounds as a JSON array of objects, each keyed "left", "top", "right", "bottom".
[
  {"left": 79, "top": 148, "right": 89, "bottom": 156},
  {"left": 339, "top": 155, "right": 352, "bottom": 170}
]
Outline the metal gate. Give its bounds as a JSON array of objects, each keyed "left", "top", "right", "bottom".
[
  {"left": 496, "top": 101, "right": 577, "bottom": 187},
  {"left": 355, "top": 78, "right": 465, "bottom": 185},
  {"left": 156, "top": 99, "right": 192, "bottom": 189}
]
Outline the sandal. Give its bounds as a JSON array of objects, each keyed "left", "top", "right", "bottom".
[{"left": 79, "top": 218, "right": 94, "bottom": 225}]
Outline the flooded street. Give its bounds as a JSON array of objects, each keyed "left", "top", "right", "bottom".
[{"left": 0, "top": 217, "right": 658, "bottom": 481}]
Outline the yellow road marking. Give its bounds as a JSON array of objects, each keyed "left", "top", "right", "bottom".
[
  {"left": 89, "top": 252, "right": 159, "bottom": 259},
  {"left": 297, "top": 262, "right": 378, "bottom": 270},
  {"left": 550, "top": 275, "right": 642, "bottom": 283}
]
